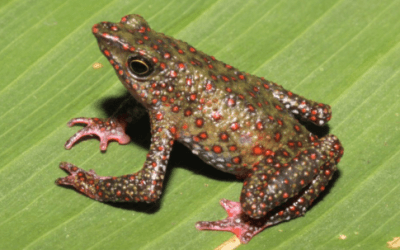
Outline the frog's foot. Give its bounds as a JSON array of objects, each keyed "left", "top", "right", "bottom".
[
  {"left": 55, "top": 162, "right": 108, "bottom": 200},
  {"left": 65, "top": 116, "right": 130, "bottom": 151},
  {"left": 196, "top": 199, "right": 271, "bottom": 244}
]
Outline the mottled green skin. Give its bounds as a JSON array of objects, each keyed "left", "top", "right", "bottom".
[{"left": 56, "top": 14, "right": 344, "bottom": 243}]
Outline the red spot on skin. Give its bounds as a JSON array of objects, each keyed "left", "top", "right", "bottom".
[
  {"left": 186, "top": 78, "right": 192, "bottom": 86},
  {"left": 275, "top": 105, "right": 283, "bottom": 111},
  {"left": 170, "top": 70, "right": 177, "bottom": 77},
  {"left": 178, "top": 49, "right": 184, "bottom": 54},
  {"left": 212, "top": 112, "right": 222, "bottom": 121},
  {"left": 229, "top": 145, "right": 237, "bottom": 151},
  {"left": 310, "top": 153, "right": 317, "bottom": 160},
  {"left": 247, "top": 104, "right": 255, "bottom": 112},
  {"left": 232, "top": 156, "right": 241, "bottom": 164},
  {"left": 252, "top": 145, "right": 264, "bottom": 155},
  {"left": 256, "top": 121, "right": 263, "bottom": 130},
  {"left": 294, "top": 125, "right": 301, "bottom": 132},
  {"left": 274, "top": 132, "right": 281, "bottom": 142},
  {"left": 205, "top": 82, "right": 213, "bottom": 91},
  {"left": 164, "top": 53, "right": 170, "bottom": 59},
  {"left": 195, "top": 118, "right": 204, "bottom": 127},
  {"left": 155, "top": 112, "right": 163, "bottom": 120},
  {"left": 178, "top": 63, "right": 185, "bottom": 69},
  {"left": 169, "top": 126, "right": 177, "bottom": 135},
  {"left": 139, "top": 26, "right": 146, "bottom": 33},
  {"left": 238, "top": 74, "right": 245, "bottom": 80},
  {"left": 198, "top": 132, "right": 208, "bottom": 139},
  {"left": 104, "top": 50, "right": 110, "bottom": 57},
  {"left": 189, "top": 47, "right": 196, "bottom": 52},
  {"left": 222, "top": 76, "right": 229, "bottom": 82},
  {"left": 189, "top": 93, "right": 197, "bottom": 101},
  {"left": 230, "top": 122, "right": 240, "bottom": 131},
  {"left": 227, "top": 98, "right": 236, "bottom": 107},
  {"left": 208, "top": 64, "right": 213, "bottom": 69},
  {"left": 160, "top": 63, "right": 166, "bottom": 69},
  {"left": 212, "top": 145, "right": 223, "bottom": 154},
  {"left": 325, "top": 170, "right": 331, "bottom": 176},
  {"left": 283, "top": 193, "right": 289, "bottom": 199},
  {"left": 219, "top": 132, "right": 229, "bottom": 141},
  {"left": 92, "top": 26, "right": 99, "bottom": 33},
  {"left": 184, "top": 109, "right": 192, "bottom": 116}
]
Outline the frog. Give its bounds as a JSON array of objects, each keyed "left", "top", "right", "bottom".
[{"left": 56, "top": 14, "right": 344, "bottom": 244}]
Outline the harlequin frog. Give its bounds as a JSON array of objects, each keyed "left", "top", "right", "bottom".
[{"left": 56, "top": 14, "right": 344, "bottom": 243}]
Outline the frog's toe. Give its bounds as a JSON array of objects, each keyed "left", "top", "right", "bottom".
[
  {"left": 219, "top": 199, "right": 242, "bottom": 217},
  {"left": 56, "top": 162, "right": 99, "bottom": 199}
]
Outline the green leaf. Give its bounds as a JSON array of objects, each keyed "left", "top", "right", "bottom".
[{"left": 0, "top": 0, "right": 399, "bottom": 249}]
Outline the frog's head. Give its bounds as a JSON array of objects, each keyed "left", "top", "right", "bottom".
[{"left": 92, "top": 14, "right": 207, "bottom": 109}]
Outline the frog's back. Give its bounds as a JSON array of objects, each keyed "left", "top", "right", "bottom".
[{"left": 165, "top": 47, "right": 310, "bottom": 174}]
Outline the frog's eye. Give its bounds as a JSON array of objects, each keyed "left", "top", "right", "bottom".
[{"left": 127, "top": 56, "right": 154, "bottom": 78}]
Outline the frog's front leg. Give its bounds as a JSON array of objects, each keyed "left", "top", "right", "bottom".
[
  {"left": 56, "top": 117, "right": 175, "bottom": 202},
  {"left": 196, "top": 135, "right": 344, "bottom": 243},
  {"left": 268, "top": 82, "right": 332, "bottom": 126}
]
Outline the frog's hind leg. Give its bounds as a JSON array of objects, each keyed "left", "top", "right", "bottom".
[
  {"left": 266, "top": 81, "right": 332, "bottom": 126},
  {"left": 56, "top": 125, "right": 175, "bottom": 203},
  {"left": 196, "top": 135, "right": 343, "bottom": 243}
]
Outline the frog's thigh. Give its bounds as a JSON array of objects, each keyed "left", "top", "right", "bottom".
[{"left": 240, "top": 135, "right": 343, "bottom": 219}]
